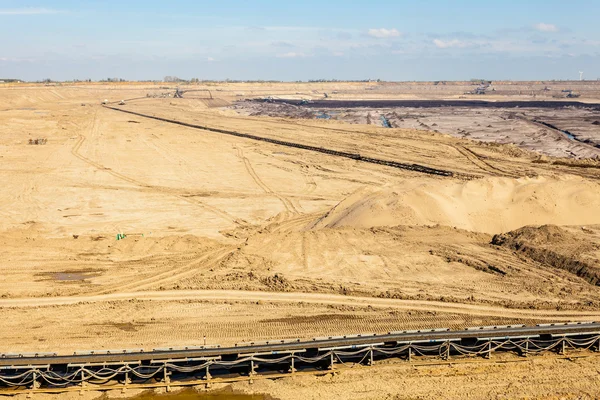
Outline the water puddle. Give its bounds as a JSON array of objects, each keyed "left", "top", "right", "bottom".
[
  {"left": 54, "top": 272, "right": 98, "bottom": 281},
  {"left": 533, "top": 119, "right": 578, "bottom": 140},
  {"left": 561, "top": 130, "right": 576, "bottom": 140},
  {"left": 38, "top": 269, "right": 102, "bottom": 282},
  {"left": 380, "top": 115, "right": 392, "bottom": 128}
]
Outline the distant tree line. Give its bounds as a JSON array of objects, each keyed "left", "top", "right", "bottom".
[
  {"left": 99, "top": 78, "right": 128, "bottom": 82},
  {"left": 306, "top": 79, "right": 381, "bottom": 82}
]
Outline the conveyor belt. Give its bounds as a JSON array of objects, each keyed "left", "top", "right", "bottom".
[
  {"left": 103, "top": 106, "right": 460, "bottom": 178},
  {"left": 2, "top": 322, "right": 598, "bottom": 367}
]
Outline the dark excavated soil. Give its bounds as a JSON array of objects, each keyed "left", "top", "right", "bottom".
[
  {"left": 492, "top": 225, "right": 600, "bottom": 286},
  {"left": 268, "top": 99, "right": 600, "bottom": 110}
]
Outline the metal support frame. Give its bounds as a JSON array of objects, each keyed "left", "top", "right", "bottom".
[
  {"left": 204, "top": 364, "right": 212, "bottom": 389},
  {"left": 328, "top": 352, "right": 335, "bottom": 370},
  {"left": 79, "top": 369, "right": 86, "bottom": 394},
  {"left": 31, "top": 370, "right": 40, "bottom": 390},
  {"left": 163, "top": 365, "right": 171, "bottom": 392},
  {"left": 486, "top": 340, "right": 492, "bottom": 359},
  {"left": 26, "top": 370, "right": 40, "bottom": 399},
  {"left": 121, "top": 370, "right": 130, "bottom": 393},
  {"left": 407, "top": 346, "right": 412, "bottom": 362},
  {"left": 289, "top": 354, "right": 296, "bottom": 373}
]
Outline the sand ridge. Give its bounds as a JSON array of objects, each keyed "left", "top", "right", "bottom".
[{"left": 310, "top": 175, "right": 600, "bottom": 234}]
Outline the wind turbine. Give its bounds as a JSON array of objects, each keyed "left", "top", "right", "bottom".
[{"left": 579, "top": 71, "right": 584, "bottom": 81}]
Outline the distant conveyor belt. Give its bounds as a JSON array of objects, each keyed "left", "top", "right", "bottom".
[{"left": 103, "top": 106, "right": 458, "bottom": 178}]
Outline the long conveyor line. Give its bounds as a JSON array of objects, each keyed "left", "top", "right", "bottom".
[
  {"left": 102, "top": 105, "right": 464, "bottom": 178},
  {"left": 1, "top": 322, "right": 599, "bottom": 390},
  {"left": 1, "top": 322, "right": 599, "bottom": 367}
]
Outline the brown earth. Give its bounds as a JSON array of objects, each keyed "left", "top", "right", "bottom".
[
  {"left": 233, "top": 101, "right": 600, "bottom": 159},
  {"left": 492, "top": 225, "right": 600, "bottom": 285},
  {"left": 1, "top": 82, "right": 600, "bottom": 398}
]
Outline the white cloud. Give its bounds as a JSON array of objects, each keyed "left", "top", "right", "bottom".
[
  {"left": 207, "top": 57, "right": 215, "bottom": 62},
  {"left": 332, "top": 51, "right": 344, "bottom": 57},
  {"left": 276, "top": 52, "right": 306, "bottom": 58},
  {"left": 368, "top": 28, "right": 401, "bottom": 38},
  {"left": 0, "top": 8, "right": 60, "bottom": 15},
  {"left": 0, "top": 56, "right": 36, "bottom": 62},
  {"left": 433, "top": 39, "right": 469, "bottom": 49},
  {"left": 534, "top": 23, "right": 559, "bottom": 32}
]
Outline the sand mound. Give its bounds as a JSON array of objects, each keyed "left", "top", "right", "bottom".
[
  {"left": 311, "top": 176, "right": 600, "bottom": 234},
  {"left": 492, "top": 225, "right": 600, "bottom": 285},
  {"left": 492, "top": 225, "right": 581, "bottom": 247}
]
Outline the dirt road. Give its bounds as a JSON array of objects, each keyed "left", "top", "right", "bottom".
[{"left": 3, "top": 290, "right": 600, "bottom": 321}]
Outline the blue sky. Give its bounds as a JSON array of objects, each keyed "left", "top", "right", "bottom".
[{"left": 0, "top": 0, "right": 599, "bottom": 81}]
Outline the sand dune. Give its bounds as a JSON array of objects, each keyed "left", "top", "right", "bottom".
[{"left": 311, "top": 176, "right": 600, "bottom": 234}]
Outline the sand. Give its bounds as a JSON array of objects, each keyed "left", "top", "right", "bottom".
[
  {"left": 1, "top": 82, "right": 600, "bottom": 398},
  {"left": 231, "top": 354, "right": 600, "bottom": 400},
  {"left": 311, "top": 176, "right": 600, "bottom": 234}
]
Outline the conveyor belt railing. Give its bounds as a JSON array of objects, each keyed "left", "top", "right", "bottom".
[{"left": 1, "top": 322, "right": 599, "bottom": 390}]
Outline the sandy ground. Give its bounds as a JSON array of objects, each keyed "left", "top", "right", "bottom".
[
  {"left": 1, "top": 82, "right": 600, "bottom": 398},
  {"left": 230, "top": 354, "right": 600, "bottom": 400}
]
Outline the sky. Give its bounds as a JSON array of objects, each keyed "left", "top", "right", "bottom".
[{"left": 0, "top": 0, "right": 599, "bottom": 81}]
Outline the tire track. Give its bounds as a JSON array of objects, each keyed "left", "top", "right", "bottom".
[
  {"left": 268, "top": 212, "right": 321, "bottom": 234},
  {"left": 91, "top": 246, "right": 236, "bottom": 294},
  {"left": 302, "top": 232, "right": 310, "bottom": 270},
  {"left": 70, "top": 109, "right": 244, "bottom": 226},
  {"left": 448, "top": 144, "right": 520, "bottom": 178},
  {"left": 235, "top": 147, "right": 300, "bottom": 214},
  {"left": 300, "top": 165, "right": 318, "bottom": 194}
]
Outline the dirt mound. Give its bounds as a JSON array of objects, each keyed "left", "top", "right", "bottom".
[
  {"left": 551, "top": 158, "right": 600, "bottom": 168},
  {"left": 492, "top": 225, "right": 600, "bottom": 285},
  {"left": 492, "top": 225, "right": 582, "bottom": 247},
  {"left": 310, "top": 176, "right": 600, "bottom": 234},
  {"left": 478, "top": 141, "right": 530, "bottom": 158}
]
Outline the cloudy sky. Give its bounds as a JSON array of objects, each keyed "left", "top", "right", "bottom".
[{"left": 0, "top": 0, "right": 598, "bottom": 81}]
